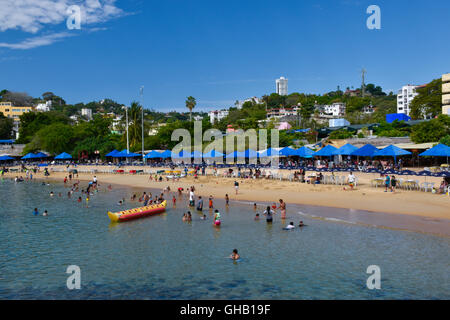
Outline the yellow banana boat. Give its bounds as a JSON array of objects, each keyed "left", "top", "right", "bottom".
[{"left": 108, "top": 201, "right": 167, "bottom": 222}]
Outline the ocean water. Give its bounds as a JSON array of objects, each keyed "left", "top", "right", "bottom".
[{"left": 0, "top": 178, "right": 448, "bottom": 299}]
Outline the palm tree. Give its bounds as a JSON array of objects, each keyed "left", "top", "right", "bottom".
[
  {"left": 185, "top": 96, "right": 196, "bottom": 121},
  {"left": 126, "top": 101, "right": 143, "bottom": 149}
]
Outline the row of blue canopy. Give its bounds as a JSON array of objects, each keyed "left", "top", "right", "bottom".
[{"left": 2, "top": 144, "right": 448, "bottom": 162}]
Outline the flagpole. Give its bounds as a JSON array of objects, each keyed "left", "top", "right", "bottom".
[{"left": 140, "top": 86, "right": 145, "bottom": 164}]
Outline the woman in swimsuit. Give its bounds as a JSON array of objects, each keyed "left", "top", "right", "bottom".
[{"left": 279, "top": 199, "right": 286, "bottom": 219}]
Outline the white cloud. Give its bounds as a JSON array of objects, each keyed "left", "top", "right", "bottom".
[
  {"left": 0, "top": 0, "right": 123, "bottom": 33},
  {"left": 0, "top": 32, "right": 74, "bottom": 49},
  {"left": 0, "top": 0, "right": 123, "bottom": 49}
]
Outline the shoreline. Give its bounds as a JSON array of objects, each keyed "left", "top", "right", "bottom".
[{"left": 3, "top": 166, "right": 450, "bottom": 237}]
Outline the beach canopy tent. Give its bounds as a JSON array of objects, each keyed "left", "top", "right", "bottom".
[
  {"left": 351, "top": 144, "right": 379, "bottom": 158},
  {"left": 21, "top": 153, "right": 38, "bottom": 160},
  {"left": 54, "top": 152, "right": 72, "bottom": 160},
  {"left": 373, "top": 145, "right": 412, "bottom": 162},
  {"left": 257, "top": 148, "right": 280, "bottom": 158},
  {"left": 203, "top": 150, "right": 224, "bottom": 158},
  {"left": 191, "top": 151, "right": 203, "bottom": 163},
  {"left": 225, "top": 151, "right": 239, "bottom": 160},
  {"left": 313, "top": 145, "right": 338, "bottom": 157},
  {"left": 34, "top": 152, "right": 48, "bottom": 158},
  {"left": 172, "top": 150, "right": 191, "bottom": 159},
  {"left": 0, "top": 155, "right": 14, "bottom": 161},
  {"left": 159, "top": 150, "right": 172, "bottom": 159},
  {"left": 332, "top": 143, "right": 358, "bottom": 156},
  {"left": 236, "top": 149, "right": 258, "bottom": 159},
  {"left": 0, "top": 139, "right": 15, "bottom": 144},
  {"left": 113, "top": 150, "right": 141, "bottom": 158},
  {"left": 105, "top": 149, "right": 119, "bottom": 157},
  {"left": 144, "top": 150, "right": 163, "bottom": 159},
  {"left": 292, "top": 146, "right": 315, "bottom": 158},
  {"left": 279, "top": 147, "right": 296, "bottom": 156},
  {"left": 419, "top": 144, "right": 450, "bottom": 157}
]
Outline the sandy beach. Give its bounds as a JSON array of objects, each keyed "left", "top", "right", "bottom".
[{"left": 4, "top": 165, "right": 449, "bottom": 221}]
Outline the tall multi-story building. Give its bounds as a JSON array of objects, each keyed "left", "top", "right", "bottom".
[
  {"left": 0, "top": 102, "right": 33, "bottom": 121},
  {"left": 442, "top": 73, "right": 450, "bottom": 115},
  {"left": 276, "top": 77, "right": 288, "bottom": 96},
  {"left": 396, "top": 84, "right": 425, "bottom": 116}
]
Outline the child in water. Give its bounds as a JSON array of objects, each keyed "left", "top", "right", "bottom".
[
  {"left": 230, "top": 249, "right": 240, "bottom": 260},
  {"left": 254, "top": 213, "right": 260, "bottom": 220},
  {"left": 33, "top": 208, "right": 39, "bottom": 216}
]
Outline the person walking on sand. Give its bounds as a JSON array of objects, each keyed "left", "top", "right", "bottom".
[
  {"left": 234, "top": 181, "right": 239, "bottom": 195},
  {"left": 390, "top": 175, "right": 397, "bottom": 193},
  {"left": 384, "top": 174, "right": 391, "bottom": 192},
  {"left": 279, "top": 199, "right": 286, "bottom": 219},
  {"left": 347, "top": 171, "right": 356, "bottom": 190}
]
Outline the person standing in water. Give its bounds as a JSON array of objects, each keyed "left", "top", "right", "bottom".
[
  {"left": 279, "top": 199, "right": 286, "bottom": 219},
  {"left": 264, "top": 206, "right": 274, "bottom": 223},
  {"left": 213, "top": 209, "right": 221, "bottom": 226},
  {"left": 225, "top": 194, "right": 229, "bottom": 206},
  {"left": 197, "top": 196, "right": 203, "bottom": 211},
  {"left": 33, "top": 208, "right": 39, "bottom": 216}
]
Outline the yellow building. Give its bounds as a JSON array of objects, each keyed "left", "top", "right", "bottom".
[
  {"left": 443, "top": 73, "right": 450, "bottom": 115},
  {"left": 0, "top": 102, "right": 34, "bottom": 121}
]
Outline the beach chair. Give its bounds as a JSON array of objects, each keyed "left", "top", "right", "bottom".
[{"left": 420, "top": 182, "right": 431, "bottom": 192}]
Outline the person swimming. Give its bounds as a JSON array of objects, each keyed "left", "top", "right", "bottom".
[
  {"left": 230, "top": 249, "right": 240, "bottom": 260},
  {"left": 299, "top": 221, "right": 306, "bottom": 227},
  {"left": 283, "top": 222, "right": 295, "bottom": 230},
  {"left": 33, "top": 208, "right": 39, "bottom": 216},
  {"left": 43, "top": 210, "right": 48, "bottom": 216},
  {"left": 200, "top": 214, "right": 207, "bottom": 220},
  {"left": 50, "top": 191, "right": 54, "bottom": 197},
  {"left": 117, "top": 200, "right": 123, "bottom": 206},
  {"left": 254, "top": 213, "right": 260, "bottom": 220}
]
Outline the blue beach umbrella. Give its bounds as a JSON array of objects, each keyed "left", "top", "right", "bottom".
[
  {"left": 106, "top": 149, "right": 119, "bottom": 157},
  {"left": 279, "top": 147, "right": 296, "bottom": 156},
  {"left": 34, "top": 152, "right": 48, "bottom": 158},
  {"left": 0, "top": 155, "right": 14, "bottom": 161},
  {"left": 332, "top": 143, "right": 358, "bottom": 156},
  {"left": 203, "top": 150, "right": 224, "bottom": 158},
  {"left": 373, "top": 145, "right": 411, "bottom": 163},
  {"left": 313, "top": 145, "right": 338, "bottom": 157},
  {"left": 144, "top": 150, "right": 162, "bottom": 159},
  {"left": 351, "top": 144, "right": 379, "bottom": 158},
  {"left": 419, "top": 144, "right": 450, "bottom": 157},
  {"left": 159, "top": 150, "right": 172, "bottom": 159},
  {"left": 21, "top": 153, "right": 38, "bottom": 160},
  {"left": 294, "top": 146, "right": 315, "bottom": 158},
  {"left": 54, "top": 152, "right": 72, "bottom": 160}
]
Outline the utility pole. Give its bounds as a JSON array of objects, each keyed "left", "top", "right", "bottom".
[
  {"left": 361, "top": 68, "right": 367, "bottom": 97},
  {"left": 140, "top": 86, "right": 145, "bottom": 164},
  {"left": 123, "top": 105, "right": 129, "bottom": 153}
]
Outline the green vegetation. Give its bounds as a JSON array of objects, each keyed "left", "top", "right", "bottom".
[
  {"left": 410, "top": 115, "right": 450, "bottom": 143},
  {"left": 0, "top": 113, "right": 13, "bottom": 139},
  {"left": 409, "top": 79, "right": 442, "bottom": 120}
]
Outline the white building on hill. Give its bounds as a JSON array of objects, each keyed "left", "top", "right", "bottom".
[
  {"left": 208, "top": 110, "right": 229, "bottom": 124},
  {"left": 397, "top": 84, "right": 425, "bottom": 116},
  {"left": 276, "top": 77, "right": 288, "bottom": 96}
]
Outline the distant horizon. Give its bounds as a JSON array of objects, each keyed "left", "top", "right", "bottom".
[{"left": 1, "top": 0, "right": 449, "bottom": 111}]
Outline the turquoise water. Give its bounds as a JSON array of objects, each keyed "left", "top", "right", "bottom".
[{"left": 0, "top": 178, "right": 449, "bottom": 299}]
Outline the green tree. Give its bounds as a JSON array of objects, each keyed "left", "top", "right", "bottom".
[
  {"left": 0, "top": 113, "right": 13, "bottom": 139},
  {"left": 24, "top": 123, "right": 74, "bottom": 154},
  {"left": 410, "top": 115, "right": 450, "bottom": 143},
  {"left": 440, "top": 135, "right": 450, "bottom": 146},
  {"left": 409, "top": 79, "right": 442, "bottom": 119},
  {"left": 185, "top": 96, "right": 196, "bottom": 121}
]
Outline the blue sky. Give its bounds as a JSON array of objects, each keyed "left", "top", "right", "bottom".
[{"left": 1, "top": 0, "right": 449, "bottom": 112}]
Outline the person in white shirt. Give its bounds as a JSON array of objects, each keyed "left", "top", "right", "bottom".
[
  {"left": 347, "top": 172, "right": 356, "bottom": 190},
  {"left": 189, "top": 190, "right": 195, "bottom": 206},
  {"left": 284, "top": 222, "right": 295, "bottom": 230}
]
